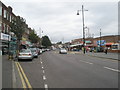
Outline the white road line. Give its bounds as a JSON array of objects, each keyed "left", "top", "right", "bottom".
[
  {"left": 42, "top": 67, "right": 44, "bottom": 69},
  {"left": 41, "top": 62, "right": 43, "bottom": 64},
  {"left": 44, "top": 84, "right": 48, "bottom": 90},
  {"left": 80, "top": 60, "right": 93, "bottom": 65},
  {"left": 43, "top": 75, "right": 46, "bottom": 80},
  {"left": 43, "top": 70, "right": 45, "bottom": 73},
  {"left": 40, "top": 58, "right": 42, "bottom": 61},
  {"left": 104, "top": 67, "right": 120, "bottom": 72}
]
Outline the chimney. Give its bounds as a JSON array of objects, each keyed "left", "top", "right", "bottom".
[{"left": 8, "top": 6, "right": 12, "bottom": 12}]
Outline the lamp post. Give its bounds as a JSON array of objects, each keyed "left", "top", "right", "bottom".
[
  {"left": 100, "top": 29, "right": 101, "bottom": 51},
  {"left": 39, "top": 28, "right": 43, "bottom": 47},
  {"left": 84, "top": 26, "right": 89, "bottom": 38},
  {"left": 77, "top": 5, "right": 88, "bottom": 54}
]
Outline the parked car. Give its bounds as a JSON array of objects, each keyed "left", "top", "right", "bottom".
[
  {"left": 30, "top": 48, "right": 39, "bottom": 58},
  {"left": 59, "top": 48, "right": 67, "bottom": 54},
  {"left": 39, "top": 49, "right": 42, "bottom": 54},
  {"left": 18, "top": 49, "right": 33, "bottom": 61},
  {"left": 42, "top": 49, "right": 46, "bottom": 52},
  {"left": 36, "top": 48, "right": 40, "bottom": 55}
]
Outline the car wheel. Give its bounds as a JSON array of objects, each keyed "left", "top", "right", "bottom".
[{"left": 18, "top": 59, "right": 20, "bottom": 61}]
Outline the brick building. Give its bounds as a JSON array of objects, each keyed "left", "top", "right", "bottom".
[
  {"left": 0, "top": 1, "right": 34, "bottom": 54},
  {"left": 70, "top": 35, "right": 120, "bottom": 53}
]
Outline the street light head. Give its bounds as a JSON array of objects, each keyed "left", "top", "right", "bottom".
[{"left": 77, "top": 10, "right": 79, "bottom": 15}]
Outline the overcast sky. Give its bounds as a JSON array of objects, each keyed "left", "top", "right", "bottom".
[{"left": 1, "top": 0, "right": 119, "bottom": 43}]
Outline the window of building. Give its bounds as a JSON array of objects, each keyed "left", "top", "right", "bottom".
[
  {"left": 4, "top": 9, "right": 7, "bottom": 18},
  {"left": 6, "top": 12, "right": 9, "bottom": 20},
  {"left": 0, "top": 22, "right": 2, "bottom": 32},
  {"left": 12, "top": 17, "right": 14, "bottom": 23},
  {"left": 10, "top": 14, "right": 12, "bottom": 22},
  {"left": 0, "top": 6, "right": 2, "bottom": 16},
  {"left": 3, "top": 23, "right": 5, "bottom": 33},
  {"left": 5, "top": 24, "right": 7, "bottom": 34},
  {"left": 7, "top": 25, "right": 9, "bottom": 33}
]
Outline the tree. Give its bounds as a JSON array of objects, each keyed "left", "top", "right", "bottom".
[
  {"left": 56, "top": 41, "right": 62, "bottom": 44},
  {"left": 10, "top": 16, "right": 25, "bottom": 51},
  {"left": 28, "top": 30, "right": 40, "bottom": 44},
  {"left": 42, "top": 36, "right": 52, "bottom": 47}
]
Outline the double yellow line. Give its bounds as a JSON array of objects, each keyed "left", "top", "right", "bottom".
[{"left": 15, "top": 62, "right": 32, "bottom": 89}]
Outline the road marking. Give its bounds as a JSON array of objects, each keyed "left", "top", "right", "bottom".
[
  {"left": 15, "top": 62, "right": 27, "bottom": 88},
  {"left": 41, "top": 62, "right": 43, "bottom": 64},
  {"left": 17, "top": 62, "right": 32, "bottom": 88},
  {"left": 80, "top": 60, "right": 93, "bottom": 65},
  {"left": 104, "top": 66, "right": 120, "bottom": 72},
  {"left": 43, "top": 70, "right": 45, "bottom": 73},
  {"left": 44, "top": 84, "right": 48, "bottom": 90},
  {"left": 42, "top": 67, "right": 44, "bottom": 69},
  {"left": 40, "top": 57, "right": 42, "bottom": 61},
  {"left": 43, "top": 75, "right": 46, "bottom": 80}
]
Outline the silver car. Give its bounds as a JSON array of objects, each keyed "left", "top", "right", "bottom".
[
  {"left": 18, "top": 49, "right": 34, "bottom": 60},
  {"left": 59, "top": 48, "right": 67, "bottom": 54},
  {"left": 30, "top": 48, "right": 39, "bottom": 58}
]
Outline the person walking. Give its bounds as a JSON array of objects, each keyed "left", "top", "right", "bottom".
[{"left": 104, "top": 47, "right": 108, "bottom": 54}]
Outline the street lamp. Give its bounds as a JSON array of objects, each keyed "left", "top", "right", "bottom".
[
  {"left": 100, "top": 29, "right": 101, "bottom": 51},
  {"left": 77, "top": 5, "right": 88, "bottom": 54},
  {"left": 84, "top": 26, "right": 89, "bottom": 38}
]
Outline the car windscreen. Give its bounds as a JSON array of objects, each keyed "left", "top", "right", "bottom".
[{"left": 20, "top": 49, "right": 31, "bottom": 53}]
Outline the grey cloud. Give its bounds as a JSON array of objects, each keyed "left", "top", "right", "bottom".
[{"left": 2, "top": 1, "right": 118, "bottom": 43}]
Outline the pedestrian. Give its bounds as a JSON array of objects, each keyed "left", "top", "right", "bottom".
[{"left": 104, "top": 47, "right": 108, "bottom": 54}]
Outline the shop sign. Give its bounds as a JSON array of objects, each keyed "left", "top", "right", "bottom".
[
  {"left": 97, "top": 40, "right": 106, "bottom": 46},
  {"left": 85, "top": 41, "right": 91, "bottom": 44},
  {"left": 1, "top": 33, "right": 11, "bottom": 41}
]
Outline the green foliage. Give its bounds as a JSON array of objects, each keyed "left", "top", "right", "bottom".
[
  {"left": 10, "top": 16, "right": 25, "bottom": 41},
  {"left": 28, "top": 30, "right": 40, "bottom": 43},
  {"left": 42, "top": 36, "right": 52, "bottom": 47},
  {"left": 57, "top": 41, "right": 62, "bottom": 44}
]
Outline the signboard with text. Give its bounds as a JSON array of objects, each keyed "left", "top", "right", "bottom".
[
  {"left": 97, "top": 40, "right": 106, "bottom": 46},
  {"left": 1, "top": 33, "right": 11, "bottom": 41}
]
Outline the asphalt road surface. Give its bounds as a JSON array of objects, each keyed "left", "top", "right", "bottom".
[{"left": 17, "top": 51, "right": 118, "bottom": 88}]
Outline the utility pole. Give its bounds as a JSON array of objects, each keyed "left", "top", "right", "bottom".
[
  {"left": 77, "top": 5, "right": 88, "bottom": 54},
  {"left": 39, "top": 28, "right": 43, "bottom": 47},
  {"left": 100, "top": 29, "right": 101, "bottom": 52}
]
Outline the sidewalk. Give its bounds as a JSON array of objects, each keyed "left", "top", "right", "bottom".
[
  {"left": 85, "top": 52, "right": 119, "bottom": 60},
  {"left": 69, "top": 51, "right": 119, "bottom": 60},
  {"left": 2, "top": 55, "right": 13, "bottom": 88}
]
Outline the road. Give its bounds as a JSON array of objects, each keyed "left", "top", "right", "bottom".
[{"left": 14, "top": 51, "right": 119, "bottom": 88}]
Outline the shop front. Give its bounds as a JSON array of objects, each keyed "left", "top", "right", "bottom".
[
  {"left": 105, "top": 42, "right": 114, "bottom": 49},
  {"left": 1, "top": 33, "right": 11, "bottom": 55},
  {"left": 96, "top": 40, "right": 106, "bottom": 52}
]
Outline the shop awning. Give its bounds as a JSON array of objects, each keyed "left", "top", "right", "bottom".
[
  {"left": 105, "top": 43, "right": 113, "bottom": 46},
  {"left": 70, "top": 44, "right": 82, "bottom": 47}
]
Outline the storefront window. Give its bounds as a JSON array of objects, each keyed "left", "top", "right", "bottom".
[{"left": 111, "top": 45, "right": 118, "bottom": 50}]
